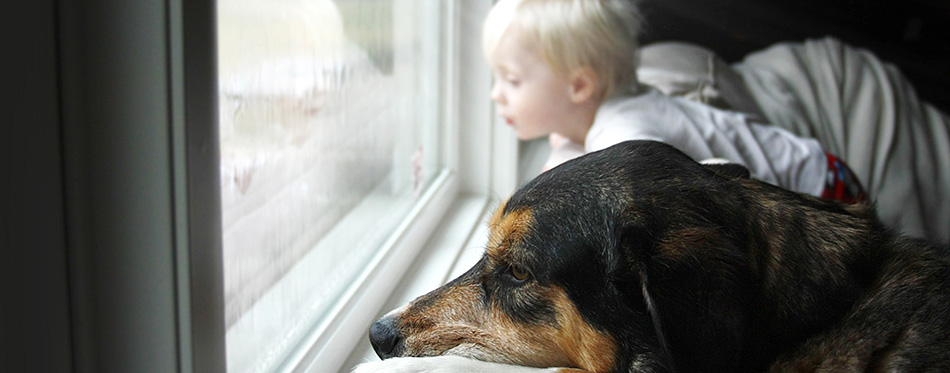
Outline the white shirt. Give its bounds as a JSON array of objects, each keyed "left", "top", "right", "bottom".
[{"left": 584, "top": 88, "right": 827, "bottom": 196}]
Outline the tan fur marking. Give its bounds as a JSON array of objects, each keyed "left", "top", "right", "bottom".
[
  {"left": 546, "top": 287, "right": 618, "bottom": 372},
  {"left": 486, "top": 201, "right": 534, "bottom": 264},
  {"left": 399, "top": 281, "right": 572, "bottom": 366},
  {"left": 398, "top": 281, "right": 616, "bottom": 371},
  {"left": 399, "top": 282, "right": 488, "bottom": 356},
  {"left": 396, "top": 201, "right": 614, "bottom": 370},
  {"left": 659, "top": 227, "right": 719, "bottom": 260}
]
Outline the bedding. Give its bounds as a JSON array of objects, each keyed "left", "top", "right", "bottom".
[{"left": 637, "top": 38, "right": 950, "bottom": 243}]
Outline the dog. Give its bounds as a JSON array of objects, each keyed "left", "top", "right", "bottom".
[{"left": 355, "top": 140, "right": 950, "bottom": 372}]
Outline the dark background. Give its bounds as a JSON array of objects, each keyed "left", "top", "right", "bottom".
[{"left": 638, "top": 0, "right": 950, "bottom": 113}]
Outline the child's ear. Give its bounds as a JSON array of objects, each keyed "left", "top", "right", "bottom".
[{"left": 569, "top": 67, "right": 598, "bottom": 104}]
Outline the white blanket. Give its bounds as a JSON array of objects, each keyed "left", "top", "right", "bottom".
[{"left": 639, "top": 38, "right": 950, "bottom": 243}]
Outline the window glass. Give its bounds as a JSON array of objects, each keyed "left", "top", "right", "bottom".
[{"left": 216, "top": 0, "right": 443, "bottom": 371}]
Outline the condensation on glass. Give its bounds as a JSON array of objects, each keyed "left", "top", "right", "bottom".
[{"left": 217, "top": 0, "right": 442, "bottom": 371}]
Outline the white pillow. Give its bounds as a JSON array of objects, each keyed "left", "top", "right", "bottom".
[{"left": 637, "top": 41, "right": 766, "bottom": 119}]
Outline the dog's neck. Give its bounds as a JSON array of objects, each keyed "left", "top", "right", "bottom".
[
  {"left": 641, "top": 181, "right": 890, "bottom": 371},
  {"left": 738, "top": 182, "right": 889, "bottom": 358}
]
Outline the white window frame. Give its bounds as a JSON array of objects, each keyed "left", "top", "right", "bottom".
[
  {"left": 55, "top": 0, "right": 519, "bottom": 372},
  {"left": 235, "top": 0, "right": 519, "bottom": 371},
  {"left": 253, "top": 1, "right": 520, "bottom": 371},
  {"left": 298, "top": 0, "right": 524, "bottom": 371},
  {"left": 322, "top": 0, "right": 521, "bottom": 370}
]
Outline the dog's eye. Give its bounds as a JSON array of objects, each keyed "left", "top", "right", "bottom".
[{"left": 509, "top": 264, "right": 530, "bottom": 282}]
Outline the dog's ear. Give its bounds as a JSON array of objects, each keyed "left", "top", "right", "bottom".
[
  {"left": 606, "top": 212, "right": 658, "bottom": 278},
  {"left": 702, "top": 161, "right": 750, "bottom": 180},
  {"left": 608, "top": 215, "right": 677, "bottom": 371}
]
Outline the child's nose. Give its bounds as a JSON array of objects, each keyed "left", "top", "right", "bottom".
[{"left": 490, "top": 82, "right": 505, "bottom": 104}]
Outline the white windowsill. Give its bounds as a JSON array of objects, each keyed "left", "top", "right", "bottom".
[
  {"left": 222, "top": 168, "right": 464, "bottom": 373},
  {"left": 337, "top": 193, "right": 498, "bottom": 372},
  {"left": 335, "top": 139, "right": 549, "bottom": 372}
]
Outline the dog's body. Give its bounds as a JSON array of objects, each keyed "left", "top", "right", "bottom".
[{"left": 356, "top": 141, "right": 950, "bottom": 372}]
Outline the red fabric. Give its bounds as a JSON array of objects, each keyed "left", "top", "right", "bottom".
[{"left": 821, "top": 153, "right": 867, "bottom": 204}]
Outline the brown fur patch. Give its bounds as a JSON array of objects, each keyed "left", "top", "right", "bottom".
[
  {"left": 399, "top": 282, "right": 492, "bottom": 357},
  {"left": 486, "top": 201, "right": 534, "bottom": 264},
  {"left": 658, "top": 227, "right": 720, "bottom": 260},
  {"left": 545, "top": 287, "right": 618, "bottom": 371},
  {"left": 397, "top": 278, "right": 616, "bottom": 371}
]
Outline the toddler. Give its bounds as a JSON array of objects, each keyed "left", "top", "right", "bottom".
[{"left": 483, "top": 0, "right": 865, "bottom": 203}]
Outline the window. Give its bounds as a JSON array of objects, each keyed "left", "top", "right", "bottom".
[
  {"left": 50, "top": 0, "right": 505, "bottom": 371},
  {"left": 216, "top": 0, "right": 451, "bottom": 372}
]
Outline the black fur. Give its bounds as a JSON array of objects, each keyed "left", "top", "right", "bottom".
[
  {"left": 507, "top": 140, "right": 950, "bottom": 371},
  {"left": 370, "top": 140, "right": 950, "bottom": 372}
]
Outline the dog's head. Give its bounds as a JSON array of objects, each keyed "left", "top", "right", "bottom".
[{"left": 368, "top": 140, "right": 835, "bottom": 371}]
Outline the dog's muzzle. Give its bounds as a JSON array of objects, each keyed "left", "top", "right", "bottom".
[{"left": 369, "top": 314, "right": 403, "bottom": 359}]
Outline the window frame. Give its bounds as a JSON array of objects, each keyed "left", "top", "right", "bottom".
[
  {"left": 57, "top": 0, "right": 224, "bottom": 371},
  {"left": 56, "top": 0, "right": 514, "bottom": 371},
  {"left": 283, "top": 0, "right": 520, "bottom": 371},
  {"left": 214, "top": 1, "right": 462, "bottom": 370}
]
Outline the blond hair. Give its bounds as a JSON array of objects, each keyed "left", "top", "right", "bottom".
[{"left": 483, "top": 0, "right": 643, "bottom": 99}]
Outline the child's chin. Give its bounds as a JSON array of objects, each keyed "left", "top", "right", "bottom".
[{"left": 514, "top": 131, "right": 547, "bottom": 141}]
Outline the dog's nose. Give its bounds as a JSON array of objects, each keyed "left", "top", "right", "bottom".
[{"left": 368, "top": 315, "right": 403, "bottom": 359}]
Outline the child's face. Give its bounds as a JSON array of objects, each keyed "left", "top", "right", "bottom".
[{"left": 489, "top": 31, "right": 577, "bottom": 141}]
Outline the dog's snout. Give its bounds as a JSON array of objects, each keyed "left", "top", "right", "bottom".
[{"left": 369, "top": 315, "right": 403, "bottom": 359}]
